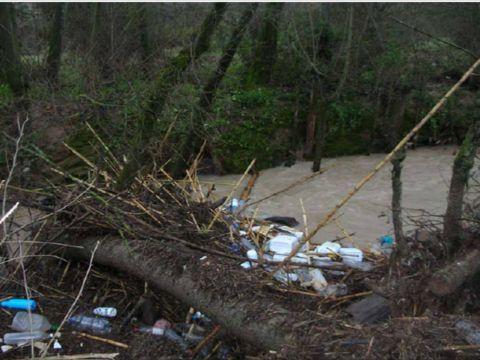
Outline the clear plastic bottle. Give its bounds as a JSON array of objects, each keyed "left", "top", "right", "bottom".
[
  {"left": 68, "top": 315, "right": 111, "bottom": 334},
  {"left": 11, "top": 311, "right": 51, "bottom": 332},
  {"left": 3, "top": 331, "right": 49, "bottom": 345}
]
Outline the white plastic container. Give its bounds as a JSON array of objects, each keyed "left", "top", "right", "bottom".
[
  {"left": 265, "top": 234, "right": 299, "bottom": 255},
  {"left": 314, "top": 241, "right": 341, "bottom": 255},
  {"left": 339, "top": 248, "right": 363, "bottom": 262},
  {"left": 246, "top": 249, "right": 258, "bottom": 260},
  {"left": 271, "top": 253, "right": 309, "bottom": 264}
]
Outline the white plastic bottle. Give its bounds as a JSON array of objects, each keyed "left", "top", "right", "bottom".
[{"left": 93, "top": 307, "right": 117, "bottom": 318}]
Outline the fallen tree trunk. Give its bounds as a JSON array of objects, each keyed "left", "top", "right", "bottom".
[
  {"left": 62, "top": 236, "right": 295, "bottom": 352},
  {"left": 428, "top": 249, "right": 480, "bottom": 296}
]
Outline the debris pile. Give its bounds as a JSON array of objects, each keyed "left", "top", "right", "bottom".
[{"left": 225, "top": 198, "right": 376, "bottom": 296}]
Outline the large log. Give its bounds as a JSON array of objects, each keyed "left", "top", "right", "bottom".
[
  {"left": 429, "top": 249, "right": 480, "bottom": 296},
  {"left": 62, "top": 236, "right": 295, "bottom": 352}
]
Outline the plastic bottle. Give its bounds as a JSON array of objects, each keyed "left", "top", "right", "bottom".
[
  {"left": 93, "top": 307, "right": 117, "bottom": 318},
  {"left": 3, "top": 331, "right": 49, "bottom": 345},
  {"left": 136, "top": 327, "right": 188, "bottom": 350},
  {"left": 0, "top": 298, "right": 37, "bottom": 311},
  {"left": 11, "top": 311, "right": 51, "bottom": 332},
  {"left": 138, "top": 326, "right": 165, "bottom": 335},
  {"left": 68, "top": 315, "right": 111, "bottom": 334}
]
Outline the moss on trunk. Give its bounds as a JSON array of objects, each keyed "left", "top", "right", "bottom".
[
  {"left": 247, "top": 3, "right": 284, "bottom": 85},
  {"left": 116, "top": 3, "right": 228, "bottom": 189},
  {"left": 443, "top": 118, "right": 480, "bottom": 250},
  {"left": 46, "top": 3, "right": 64, "bottom": 84}
]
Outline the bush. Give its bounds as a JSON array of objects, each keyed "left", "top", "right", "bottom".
[{"left": 208, "top": 87, "right": 296, "bottom": 172}]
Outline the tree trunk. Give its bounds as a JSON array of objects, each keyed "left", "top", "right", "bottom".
[
  {"left": 138, "top": 3, "right": 152, "bottom": 73},
  {"left": 0, "top": 3, "right": 27, "bottom": 96},
  {"left": 335, "top": 5, "right": 354, "bottom": 97},
  {"left": 391, "top": 148, "right": 406, "bottom": 251},
  {"left": 429, "top": 249, "right": 480, "bottom": 296},
  {"left": 171, "top": 4, "right": 258, "bottom": 178},
  {"left": 311, "top": 99, "right": 327, "bottom": 172},
  {"left": 90, "top": 3, "right": 111, "bottom": 79},
  {"left": 62, "top": 236, "right": 293, "bottom": 351},
  {"left": 116, "top": 3, "right": 228, "bottom": 189},
  {"left": 389, "top": 91, "right": 409, "bottom": 255},
  {"left": 46, "top": 3, "right": 65, "bottom": 85},
  {"left": 247, "top": 3, "right": 284, "bottom": 85},
  {"left": 304, "top": 85, "right": 319, "bottom": 157},
  {"left": 443, "top": 119, "right": 480, "bottom": 249}
]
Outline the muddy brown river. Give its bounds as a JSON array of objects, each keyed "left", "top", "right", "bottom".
[{"left": 201, "top": 146, "right": 466, "bottom": 250}]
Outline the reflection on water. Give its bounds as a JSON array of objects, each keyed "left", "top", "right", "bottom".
[{"left": 201, "top": 146, "right": 461, "bottom": 249}]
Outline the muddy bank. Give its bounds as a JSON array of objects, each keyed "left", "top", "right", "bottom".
[{"left": 201, "top": 146, "right": 463, "bottom": 248}]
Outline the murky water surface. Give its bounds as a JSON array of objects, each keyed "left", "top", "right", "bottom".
[{"left": 201, "top": 146, "right": 464, "bottom": 249}]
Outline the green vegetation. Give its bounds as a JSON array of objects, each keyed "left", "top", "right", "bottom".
[{"left": 1, "top": 3, "right": 478, "bottom": 178}]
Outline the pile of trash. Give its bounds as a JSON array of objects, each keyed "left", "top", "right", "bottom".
[
  {"left": 225, "top": 199, "right": 388, "bottom": 297},
  {"left": 0, "top": 296, "right": 228, "bottom": 358}
]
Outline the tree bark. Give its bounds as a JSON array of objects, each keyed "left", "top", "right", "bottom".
[
  {"left": 388, "top": 91, "right": 409, "bottom": 255},
  {"left": 62, "top": 236, "right": 292, "bottom": 351},
  {"left": 90, "top": 3, "right": 111, "bottom": 79},
  {"left": 429, "top": 249, "right": 480, "bottom": 296},
  {"left": 116, "top": 3, "right": 228, "bottom": 189},
  {"left": 172, "top": 4, "right": 258, "bottom": 177},
  {"left": 311, "top": 98, "right": 327, "bottom": 172},
  {"left": 391, "top": 149, "right": 406, "bottom": 251},
  {"left": 304, "top": 85, "right": 319, "bottom": 157},
  {"left": 443, "top": 119, "right": 480, "bottom": 250},
  {"left": 0, "top": 3, "right": 28, "bottom": 96},
  {"left": 46, "top": 3, "right": 65, "bottom": 85},
  {"left": 247, "top": 3, "right": 284, "bottom": 85},
  {"left": 138, "top": 3, "right": 152, "bottom": 73}
]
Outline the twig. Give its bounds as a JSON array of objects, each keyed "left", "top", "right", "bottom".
[
  {"left": 0, "top": 202, "right": 19, "bottom": 225},
  {"left": 24, "top": 354, "right": 119, "bottom": 360},
  {"left": 242, "top": 167, "right": 328, "bottom": 210},
  {"left": 390, "top": 16, "right": 477, "bottom": 59},
  {"left": 75, "top": 332, "right": 129, "bottom": 349},
  {"left": 189, "top": 325, "right": 221, "bottom": 358},
  {"left": 207, "top": 159, "right": 256, "bottom": 230},
  {"left": 365, "top": 336, "right": 375, "bottom": 359},
  {"left": 272, "top": 56, "right": 480, "bottom": 274}
]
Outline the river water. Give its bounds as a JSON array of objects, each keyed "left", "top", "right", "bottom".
[{"left": 200, "top": 146, "right": 467, "bottom": 250}]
